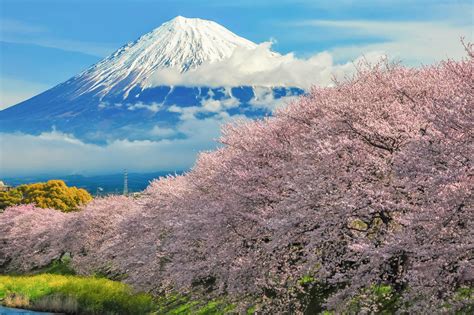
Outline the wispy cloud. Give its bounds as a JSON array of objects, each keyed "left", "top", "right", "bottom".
[
  {"left": 1, "top": 36, "right": 116, "bottom": 58},
  {"left": 0, "top": 19, "right": 47, "bottom": 34},
  {"left": 293, "top": 19, "right": 472, "bottom": 64},
  {"left": 0, "top": 19, "right": 115, "bottom": 57}
]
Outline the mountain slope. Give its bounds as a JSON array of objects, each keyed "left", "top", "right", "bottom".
[
  {"left": 0, "top": 16, "right": 303, "bottom": 143},
  {"left": 73, "top": 16, "right": 257, "bottom": 98}
]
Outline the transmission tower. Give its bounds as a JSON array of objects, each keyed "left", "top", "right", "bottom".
[{"left": 123, "top": 169, "right": 128, "bottom": 195}]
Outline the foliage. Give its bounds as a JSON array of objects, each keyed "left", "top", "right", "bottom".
[
  {"left": 153, "top": 293, "right": 236, "bottom": 315},
  {"left": 0, "top": 189, "right": 22, "bottom": 211},
  {"left": 5, "top": 252, "right": 77, "bottom": 276},
  {"left": 34, "top": 253, "right": 76, "bottom": 275},
  {"left": 298, "top": 275, "right": 315, "bottom": 286},
  {"left": 0, "top": 274, "right": 155, "bottom": 314},
  {"left": 347, "top": 285, "right": 399, "bottom": 314},
  {"left": 0, "top": 180, "right": 92, "bottom": 212},
  {"left": 297, "top": 277, "right": 337, "bottom": 314},
  {"left": 448, "top": 287, "right": 474, "bottom": 314},
  {"left": 0, "top": 48, "right": 472, "bottom": 313}
]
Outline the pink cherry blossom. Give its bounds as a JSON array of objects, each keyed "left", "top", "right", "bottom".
[{"left": 1, "top": 45, "right": 472, "bottom": 313}]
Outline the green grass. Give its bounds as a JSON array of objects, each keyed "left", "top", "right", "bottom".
[
  {"left": 0, "top": 274, "right": 155, "bottom": 314},
  {"left": 11, "top": 272, "right": 466, "bottom": 314},
  {"left": 153, "top": 293, "right": 236, "bottom": 315},
  {"left": 0, "top": 274, "right": 239, "bottom": 315}
]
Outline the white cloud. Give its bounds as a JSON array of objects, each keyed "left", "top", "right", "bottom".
[
  {"left": 147, "top": 42, "right": 380, "bottom": 90},
  {"left": 249, "top": 87, "right": 300, "bottom": 111},
  {"left": 166, "top": 91, "right": 241, "bottom": 120},
  {"left": 201, "top": 99, "right": 223, "bottom": 112},
  {"left": 295, "top": 20, "right": 472, "bottom": 64},
  {"left": 168, "top": 105, "right": 201, "bottom": 121},
  {"left": 149, "top": 126, "right": 177, "bottom": 138},
  {"left": 126, "top": 102, "right": 162, "bottom": 113},
  {"left": 201, "top": 91, "right": 240, "bottom": 113},
  {"left": 98, "top": 102, "right": 108, "bottom": 109},
  {"left": 0, "top": 113, "right": 243, "bottom": 177},
  {"left": 98, "top": 101, "right": 163, "bottom": 113},
  {"left": 98, "top": 102, "right": 125, "bottom": 109}
]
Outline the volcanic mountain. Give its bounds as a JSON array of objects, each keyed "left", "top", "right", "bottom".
[{"left": 0, "top": 16, "right": 303, "bottom": 143}]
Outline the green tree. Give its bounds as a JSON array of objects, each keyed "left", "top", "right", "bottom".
[{"left": 0, "top": 180, "right": 92, "bottom": 212}]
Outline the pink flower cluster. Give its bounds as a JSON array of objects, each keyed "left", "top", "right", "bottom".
[{"left": 1, "top": 46, "right": 472, "bottom": 312}]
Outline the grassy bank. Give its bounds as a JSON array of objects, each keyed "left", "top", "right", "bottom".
[
  {"left": 0, "top": 274, "right": 154, "bottom": 314},
  {"left": 0, "top": 274, "right": 239, "bottom": 314},
  {"left": 4, "top": 274, "right": 469, "bottom": 314}
]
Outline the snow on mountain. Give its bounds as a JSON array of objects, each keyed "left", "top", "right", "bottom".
[
  {"left": 0, "top": 16, "right": 304, "bottom": 145},
  {"left": 73, "top": 16, "right": 257, "bottom": 98}
]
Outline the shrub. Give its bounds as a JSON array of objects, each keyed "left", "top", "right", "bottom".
[{"left": 0, "top": 180, "right": 92, "bottom": 212}]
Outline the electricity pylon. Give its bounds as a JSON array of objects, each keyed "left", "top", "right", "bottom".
[{"left": 123, "top": 169, "right": 128, "bottom": 195}]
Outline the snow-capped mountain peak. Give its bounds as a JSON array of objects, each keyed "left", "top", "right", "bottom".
[
  {"left": 0, "top": 16, "right": 305, "bottom": 145},
  {"left": 74, "top": 16, "right": 257, "bottom": 97}
]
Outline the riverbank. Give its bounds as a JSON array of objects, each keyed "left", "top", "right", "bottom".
[
  {"left": 0, "top": 275, "right": 154, "bottom": 314},
  {"left": 0, "top": 274, "right": 239, "bottom": 315}
]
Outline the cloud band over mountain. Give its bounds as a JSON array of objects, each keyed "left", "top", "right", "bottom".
[{"left": 147, "top": 42, "right": 385, "bottom": 89}]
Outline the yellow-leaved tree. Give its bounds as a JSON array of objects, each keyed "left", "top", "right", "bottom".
[{"left": 0, "top": 180, "right": 92, "bottom": 212}]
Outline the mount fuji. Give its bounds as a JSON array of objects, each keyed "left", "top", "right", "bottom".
[{"left": 0, "top": 16, "right": 304, "bottom": 144}]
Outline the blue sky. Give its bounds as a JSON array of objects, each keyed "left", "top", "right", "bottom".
[{"left": 1, "top": 0, "right": 472, "bottom": 109}]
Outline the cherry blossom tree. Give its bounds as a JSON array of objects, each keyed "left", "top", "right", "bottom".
[
  {"left": 0, "top": 46, "right": 472, "bottom": 313},
  {"left": 141, "top": 47, "right": 472, "bottom": 312},
  {"left": 0, "top": 204, "right": 73, "bottom": 272}
]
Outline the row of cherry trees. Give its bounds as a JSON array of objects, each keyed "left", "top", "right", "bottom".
[{"left": 1, "top": 47, "right": 472, "bottom": 313}]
